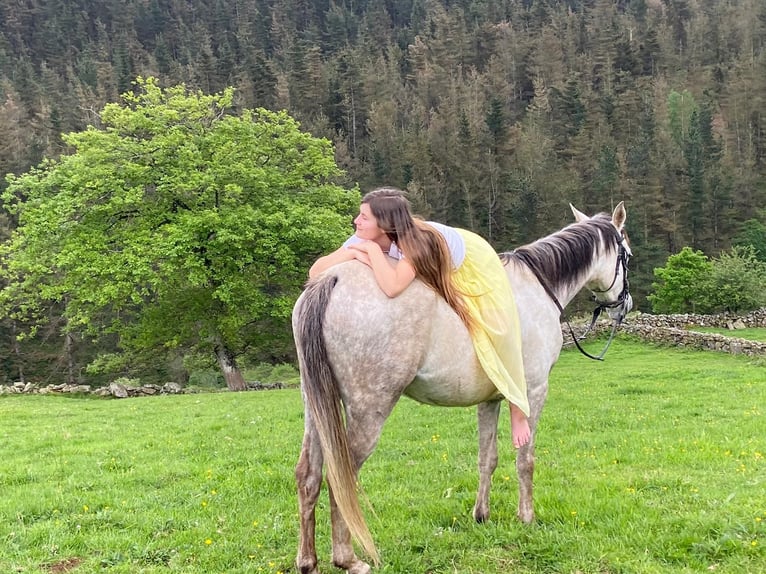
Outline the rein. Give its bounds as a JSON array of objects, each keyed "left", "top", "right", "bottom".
[{"left": 525, "top": 235, "right": 631, "bottom": 362}]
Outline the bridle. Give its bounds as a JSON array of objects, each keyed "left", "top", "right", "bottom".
[
  {"left": 528, "top": 229, "right": 632, "bottom": 361},
  {"left": 572, "top": 232, "right": 632, "bottom": 359},
  {"left": 588, "top": 232, "right": 632, "bottom": 325}
]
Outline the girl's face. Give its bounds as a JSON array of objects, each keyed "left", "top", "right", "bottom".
[{"left": 353, "top": 203, "right": 388, "bottom": 243}]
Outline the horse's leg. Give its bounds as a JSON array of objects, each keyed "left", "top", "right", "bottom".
[
  {"left": 472, "top": 400, "right": 502, "bottom": 523},
  {"left": 329, "top": 402, "right": 397, "bottom": 574},
  {"left": 295, "top": 418, "right": 323, "bottom": 574},
  {"left": 517, "top": 380, "right": 547, "bottom": 523},
  {"left": 327, "top": 485, "right": 370, "bottom": 574}
]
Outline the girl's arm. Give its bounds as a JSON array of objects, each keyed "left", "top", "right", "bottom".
[
  {"left": 348, "top": 242, "right": 416, "bottom": 297},
  {"left": 308, "top": 246, "right": 356, "bottom": 279}
]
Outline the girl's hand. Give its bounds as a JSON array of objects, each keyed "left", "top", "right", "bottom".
[
  {"left": 350, "top": 249, "right": 371, "bottom": 267},
  {"left": 347, "top": 241, "right": 380, "bottom": 267},
  {"left": 348, "top": 241, "right": 415, "bottom": 297},
  {"left": 347, "top": 241, "right": 382, "bottom": 255}
]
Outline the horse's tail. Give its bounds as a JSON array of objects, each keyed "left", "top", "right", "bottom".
[{"left": 294, "top": 274, "right": 379, "bottom": 565}]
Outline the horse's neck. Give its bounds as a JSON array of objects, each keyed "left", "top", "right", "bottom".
[
  {"left": 552, "top": 275, "right": 590, "bottom": 310},
  {"left": 537, "top": 248, "right": 601, "bottom": 310}
]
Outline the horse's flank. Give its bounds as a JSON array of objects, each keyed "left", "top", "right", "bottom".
[{"left": 314, "top": 254, "right": 506, "bottom": 399}]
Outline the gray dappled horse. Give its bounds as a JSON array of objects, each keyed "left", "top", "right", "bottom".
[{"left": 293, "top": 203, "right": 632, "bottom": 574}]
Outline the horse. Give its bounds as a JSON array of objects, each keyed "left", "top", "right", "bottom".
[{"left": 292, "top": 202, "right": 632, "bottom": 574}]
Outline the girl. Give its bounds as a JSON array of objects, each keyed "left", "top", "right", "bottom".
[{"left": 309, "top": 187, "right": 530, "bottom": 448}]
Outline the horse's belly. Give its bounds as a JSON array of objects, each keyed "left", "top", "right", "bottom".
[
  {"left": 402, "top": 297, "right": 502, "bottom": 407},
  {"left": 404, "top": 365, "right": 501, "bottom": 407}
]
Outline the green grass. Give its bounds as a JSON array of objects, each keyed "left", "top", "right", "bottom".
[
  {"left": 686, "top": 326, "right": 766, "bottom": 342},
  {"left": 1, "top": 339, "right": 765, "bottom": 573}
]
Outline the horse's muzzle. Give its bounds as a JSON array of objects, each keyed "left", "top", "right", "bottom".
[{"left": 607, "top": 293, "right": 632, "bottom": 323}]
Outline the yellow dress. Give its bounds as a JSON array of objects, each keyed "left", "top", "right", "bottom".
[{"left": 453, "top": 229, "right": 529, "bottom": 416}]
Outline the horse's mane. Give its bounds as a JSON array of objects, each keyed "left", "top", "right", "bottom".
[{"left": 499, "top": 213, "right": 619, "bottom": 288}]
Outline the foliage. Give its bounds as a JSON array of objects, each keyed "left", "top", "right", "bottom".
[
  {"left": 649, "top": 245, "right": 766, "bottom": 314},
  {"left": 1, "top": 1, "right": 766, "bottom": 294},
  {"left": 187, "top": 369, "right": 225, "bottom": 389},
  {"left": 0, "top": 78, "right": 358, "bottom": 378},
  {"left": 733, "top": 215, "right": 766, "bottom": 262},
  {"left": 0, "top": 341, "right": 764, "bottom": 572},
  {"left": 245, "top": 362, "right": 300, "bottom": 386},
  {"left": 703, "top": 246, "right": 766, "bottom": 313},
  {"left": 648, "top": 247, "right": 712, "bottom": 314}
]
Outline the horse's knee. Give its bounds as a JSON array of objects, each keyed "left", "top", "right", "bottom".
[
  {"left": 516, "top": 445, "right": 535, "bottom": 477},
  {"left": 479, "top": 451, "right": 498, "bottom": 474}
]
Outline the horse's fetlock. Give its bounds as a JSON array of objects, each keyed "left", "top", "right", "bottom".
[
  {"left": 296, "top": 558, "right": 319, "bottom": 574},
  {"left": 332, "top": 553, "right": 371, "bottom": 574}
]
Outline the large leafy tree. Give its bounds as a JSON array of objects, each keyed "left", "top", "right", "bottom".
[
  {"left": 1, "top": 77, "right": 358, "bottom": 389},
  {"left": 648, "top": 246, "right": 712, "bottom": 314}
]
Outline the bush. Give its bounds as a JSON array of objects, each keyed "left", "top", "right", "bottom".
[
  {"left": 649, "top": 245, "right": 766, "bottom": 314},
  {"left": 244, "top": 362, "right": 300, "bottom": 386},
  {"left": 648, "top": 247, "right": 712, "bottom": 313},
  {"left": 187, "top": 369, "right": 225, "bottom": 389},
  {"left": 703, "top": 245, "right": 766, "bottom": 313},
  {"left": 733, "top": 215, "right": 766, "bottom": 262}
]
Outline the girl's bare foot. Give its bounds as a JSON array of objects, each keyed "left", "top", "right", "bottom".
[{"left": 510, "top": 403, "right": 531, "bottom": 449}]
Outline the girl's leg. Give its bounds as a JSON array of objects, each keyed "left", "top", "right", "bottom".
[{"left": 510, "top": 402, "right": 531, "bottom": 448}]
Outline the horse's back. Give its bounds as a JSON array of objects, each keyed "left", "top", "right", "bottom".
[
  {"left": 294, "top": 261, "right": 496, "bottom": 405},
  {"left": 298, "top": 261, "right": 435, "bottom": 396}
]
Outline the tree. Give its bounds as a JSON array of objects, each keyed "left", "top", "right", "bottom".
[
  {"left": 0, "top": 77, "right": 358, "bottom": 389},
  {"left": 648, "top": 246, "right": 712, "bottom": 313},
  {"left": 704, "top": 246, "right": 766, "bottom": 313},
  {"left": 733, "top": 215, "right": 766, "bottom": 262}
]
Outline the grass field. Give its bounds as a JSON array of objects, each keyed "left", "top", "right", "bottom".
[{"left": 1, "top": 338, "right": 765, "bottom": 573}]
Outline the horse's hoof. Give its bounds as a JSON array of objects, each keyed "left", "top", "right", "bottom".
[
  {"left": 517, "top": 509, "right": 535, "bottom": 524},
  {"left": 472, "top": 503, "right": 490, "bottom": 523},
  {"left": 296, "top": 562, "right": 320, "bottom": 574},
  {"left": 346, "top": 558, "right": 372, "bottom": 574}
]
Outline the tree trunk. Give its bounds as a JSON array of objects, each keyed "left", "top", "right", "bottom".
[
  {"left": 12, "top": 321, "right": 25, "bottom": 384},
  {"left": 214, "top": 342, "right": 248, "bottom": 391},
  {"left": 66, "top": 331, "right": 76, "bottom": 385}
]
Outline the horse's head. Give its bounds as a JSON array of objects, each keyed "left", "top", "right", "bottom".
[{"left": 570, "top": 202, "right": 633, "bottom": 323}]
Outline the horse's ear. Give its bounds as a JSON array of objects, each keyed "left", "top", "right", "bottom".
[
  {"left": 570, "top": 203, "right": 589, "bottom": 222},
  {"left": 612, "top": 201, "right": 626, "bottom": 230}
]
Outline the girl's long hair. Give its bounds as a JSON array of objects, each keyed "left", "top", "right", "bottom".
[{"left": 362, "top": 188, "right": 474, "bottom": 331}]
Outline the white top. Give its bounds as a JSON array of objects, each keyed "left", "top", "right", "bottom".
[{"left": 342, "top": 221, "right": 466, "bottom": 268}]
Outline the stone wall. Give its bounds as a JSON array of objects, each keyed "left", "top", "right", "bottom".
[
  {"left": 625, "top": 308, "right": 766, "bottom": 330},
  {"left": 0, "top": 380, "right": 286, "bottom": 397},
  {"left": 570, "top": 308, "right": 766, "bottom": 357}
]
